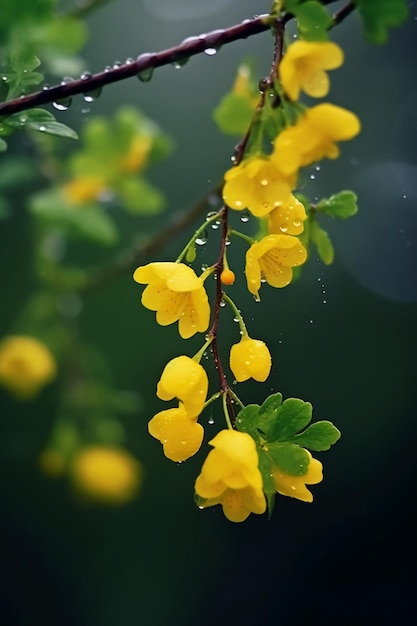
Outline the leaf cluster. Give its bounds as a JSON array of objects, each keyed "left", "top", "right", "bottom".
[{"left": 236, "top": 393, "right": 340, "bottom": 515}]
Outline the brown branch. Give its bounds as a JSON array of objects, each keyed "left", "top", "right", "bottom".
[{"left": 0, "top": 15, "right": 274, "bottom": 117}]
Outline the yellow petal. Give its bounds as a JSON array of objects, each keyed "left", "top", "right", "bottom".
[
  {"left": 230, "top": 337, "right": 271, "bottom": 382},
  {"left": 156, "top": 355, "right": 208, "bottom": 417},
  {"left": 148, "top": 407, "right": 204, "bottom": 462}
]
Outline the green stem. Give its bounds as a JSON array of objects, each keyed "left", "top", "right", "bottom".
[
  {"left": 221, "top": 293, "right": 249, "bottom": 339},
  {"left": 228, "top": 229, "right": 255, "bottom": 246},
  {"left": 176, "top": 211, "right": 223, "bottom": 263},
  {"left": 222, "top": 391, "right": 233, "bottom": 430},
  {"left": 192, "top": 337, "right": 213, "bottom": 363},
  {"left": 228, "top": 389, "right": 245, "bottom": 410}
]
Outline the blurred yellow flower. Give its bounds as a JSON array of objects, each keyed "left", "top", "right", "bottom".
[
  {"left": 71, "top": 446, "right": 142, "bottom": 504},
  {"left": 245, "top": 234, "right": 307, "bottom": 299},
  {"left": 0, "top": 335, "right": 56, "bottom": 399},
  {"left": 133, "top": 262, "right": 210, "bottom": 339},
  {"left": 273, "top": 104, "right": 361, "bottom": 176},
  {"left": 222, "top": 155, "right": 295, "bottom": 217},
  {"left": 148, "top": 406, "right": 204, "bottom": 462},
  {"left": 157, "top": 355, "right": 208, "bottom": 418},
  {"left": 119, "top": 135, "right": 152, "bottom": 173},
  {"left": 273, "top": 450, "right": 323, "bottom": 502},
  {"left": 267, "top": 194, "right": 307, "bottom": 236},
  {"left": 195, "top": 430, "right": 266, "bottom": 522},
  {"left": 280, "top": 40, "right": 344, "bottom": 101},
  {"left": 62, "top": 175, "right": 107, "bottom": 204},
  {"left": 230, "top": 337, "right": 271, "bottom": 382}
]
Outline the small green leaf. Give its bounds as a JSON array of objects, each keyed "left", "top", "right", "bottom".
[
  {"left": 293, "top": 420, "right": 341, "bottom": 451},
  {"left": 30, "top": 191, "right": 118, "bottom": 246},
  {"left": 257, "top": 447, "right": 276, "bottom": 518},
  {"left": 309, "top": 219, "right": 334, "bottom": 265},
  {"left": 7, "top": 109, "right": 78, "bottom": 140},
  {"left": 9, "top": 49, "right": 41, "bottom": 72},
  {"left": 317, "top": 190, "right": 358, "bottom": 219},
  {"left": 118, "top": 177, "right": 165, "bottom": 214},
  {"left": 257, "top": 392, "right": 283, "bottom": 434},
  {"left": 213, "top": 92, "right": 256, "bottom": 136},
  {"left": 235, "top": 404, "right": 261, "bottom": 440},
  {"left": 268, "top": 398, "right": 313, "bottom": 442},
  {"left": 355, "top": 0, "right": 409, "bottom": 44},
  {"left": 293, "top": 0, "right": 332, "bottom": 41},
  {"left": 266, "top": 441, "right": 310, "bottom": 476}
]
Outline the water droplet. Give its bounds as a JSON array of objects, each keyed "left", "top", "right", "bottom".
[
  {"left": 125, "top": 57, "right": 135, "bottom": 64},
  {"left": 113, "top": 61, "right": 122, "bottom": 69},
  {"left": 42, "top": 84, "right": 50, "bottom": 91},
  {"left": 310, "top": 174, "right": 316, "bottom": 180},
  {"left": 240, "top": 210, "right": 250, "bottom": 223},
  {"left": 293, "top": 219, "right": 302, "bottom": 228},
  {"left": 220, "top": 299, "right": 226, "bottom": 307},
  {"left": 104, "top": 65, "right": 112, "bottom": 72},
  {"left": 235, "top": 200, "right": 243, "bottom": 208},
  {"left": 80, "top": 71, "right": 92, "bottom": 80},
  {"left": 83, "top": 86, "right": 102, "bottom": 102},
  {"left": 171, "top": 57, "right": 189, "bottom": 69},
  {"left": 195, "top": 230, "right": 208, "bottom": 245},
  {"left": 315, "top": 164, "right": 321, "bottom": 171},
  {"left": 309, "top": 319, "right": 314, "bottom": 324},
  {"left": 53, "top": 99, "right": 72, "bottom": 111},
  {"left": 208, "top": 416, "right": 215, "bottom": 425},
  {"left": 225, "top": 237, "right": 231, "bottom": 246},
  {"left": 279, "top": 224, "right": 289, "bottom": 233},
  {"left": 260, "top": 178, "right": 268, "bottom": 186},
  {"left": 38, "top": 125, "right": 46, "bottom": 132},
  {"left": 206, "top": 211, "right": 217, "bottom": 220},
  {"left": 204, "top": 47, "right": 218, "bottom": 56},
  {"left": 136, "top": 53, "right": 156, "bottom": 82}
]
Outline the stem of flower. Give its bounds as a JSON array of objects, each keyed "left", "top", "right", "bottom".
[
  {"left": 175, "top": 210, "right": 223, "bottom": 263},
  {"left": 228, "top": 229, "right": 255, "bottom": 246},
  {"left": 222, "top": 391, "right": 233, "bottom": 430},
  {"left": 192, "top": 337, "right": 213, "bottom": 363},
  {"left": 221, "top": 293, "right": 249, "bottom": 339}
]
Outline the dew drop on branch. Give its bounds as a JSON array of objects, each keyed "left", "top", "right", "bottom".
[
  {"left": 195, "top": 230, "right": 208, "bottom": 245},
  {"left": 240, "top": 210, "right": 250, "bottom": 223}
]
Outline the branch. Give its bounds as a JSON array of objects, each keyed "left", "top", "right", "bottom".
[{"left": 0, "top": 15, "right": 274, "bottom": 117}]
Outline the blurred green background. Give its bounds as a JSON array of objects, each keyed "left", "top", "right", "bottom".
[{"left": 1, "top": 1, "right": 416, "bottom": 624}]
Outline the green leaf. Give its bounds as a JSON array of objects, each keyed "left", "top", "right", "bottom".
[
  {"left": 355, "top": 0, "right": 409, "bottom": 44},
  {"left": 309, "top": 219, "right": 334, "bottom": 265},
  {"left": 235, "top": 404, "right": 261, "bottom": 440},
  {"left": 118, "top": 177, "right": 165, "bottom": 214},
  {"left": 268, "top": 398, "right": 313, "bottom": 442},
  {"left": 293, "top": 420, "right": 341, "bottom": 451},
  {"left": 7, "top": 109, "right": 78, "bottom": 140},
  {"left": 293, "top": 1, "right": 332, "bottom": 41},
  {"left": 4, "top": 50, "right": 44, "bottom": 99},
  {"left": 213, "top": 92, "right": 256, "bottom": 136},
  {"left": 256, "top": 392, "right": 283, "bottom": 434},
  {"left": 317, "top": 190, "right": 358, "bottom": 219},
  {"left": 0, "top": 138, "right": 8, "bottom": 151},
  {"left": 266, "top": 441, "right": 310, "bottom": 475},
  {"left": 257, "top": 447, "right": 276, "bottom": 518},
  {"left": 30, "top": 191, "right": 118, "bottom": 246}
]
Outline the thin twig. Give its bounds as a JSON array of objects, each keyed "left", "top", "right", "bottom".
[{"left": 0, "top": 15, "right": 274, "bottom": 117}]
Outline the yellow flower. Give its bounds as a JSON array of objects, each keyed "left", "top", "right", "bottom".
[
  {"left": 195, "top": 430, "right": 266, "bottom": 522},
  {"left": 245, "top": 234, "right": 307, "bottom": 299},
  {"left": 148, "top": 406, "right": 204, "bottom": 462},
  {"left": 273, "top": 450, "right": 323, "bottom": 503},
  {"left": 267, "top": 194, "right": 307, "bottom": 236},
  {"left": 156, "top": 356, "right": 208, "bottom": 418},
  {"left": 230, "top": 337, "right": 271, "bottom": 382},
  {"left": 70, "top": 446, "right": 142, "bottom": 504},
  {"left": 273, "top": 104, "right": 361, "bottom": 176},
  {"left": 0, "top": 335, "right": 56, "bottom": 399},
  {"left": 133, "top": 262, "right": 210, "bottom": 339},
  {"left": 62, "top": 176, "right": 107, "bottom": 204},
  {"left": 119, "top": 135, "right": 152, "bottom": 173},
  {"left": 279, "top": 41, "right": 344, "bottom": 101},
  {"left": 222, "top": 155, "right": 295, "bottom": 217}
]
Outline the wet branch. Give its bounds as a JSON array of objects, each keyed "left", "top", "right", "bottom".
[{"left": 0, "top": 15, "right": 274, "bottom": 117}]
